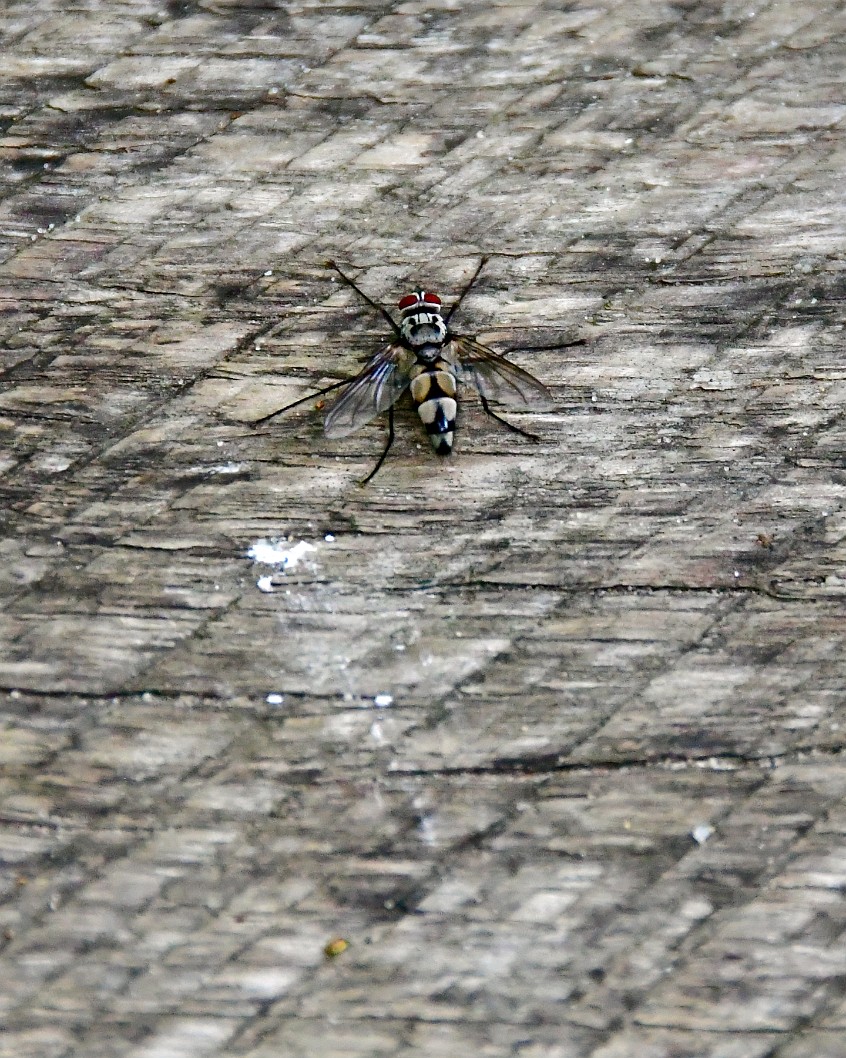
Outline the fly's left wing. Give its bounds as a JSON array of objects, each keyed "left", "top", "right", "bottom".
[
  {"left": 324, "top": 343, "right": 412, "bottom": 438},
  {"left": 451, "top": 336, "right": 554, "bottom": 409}
]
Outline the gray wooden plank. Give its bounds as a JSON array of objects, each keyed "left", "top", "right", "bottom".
[{"left": 1, "top": 2, "right": 845, "bottom": 1056}]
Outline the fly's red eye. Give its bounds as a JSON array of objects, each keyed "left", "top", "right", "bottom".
[
  {"left": 421, "top": 292, "right": 441, "bottom": 307},
  {"left": 398, "top": 293, "right": 419, "bottom": 310}
]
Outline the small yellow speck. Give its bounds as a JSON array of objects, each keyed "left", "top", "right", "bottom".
[{"left": 324, "top": 938, "right": 349, "bottom": 959}]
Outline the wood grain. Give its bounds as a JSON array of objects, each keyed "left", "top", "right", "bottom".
[{"left": 1, "top": 2, "right": 845, "bottom": 1055}]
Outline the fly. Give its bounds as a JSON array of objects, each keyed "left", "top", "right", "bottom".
[{"left": 254, "top": 257, "right": 582, "bottom": 484}]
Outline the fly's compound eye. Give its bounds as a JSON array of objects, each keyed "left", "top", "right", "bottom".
[{"left": 398, "top": 291, "right": 442, "bottom": 311}]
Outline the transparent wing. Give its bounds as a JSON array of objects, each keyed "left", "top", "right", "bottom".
[
  {"left": 324, "top": 343, "right": 412, "bottom": 438},
  {"left": 451, "top": 335, "right": 554, "bottom": 409}
]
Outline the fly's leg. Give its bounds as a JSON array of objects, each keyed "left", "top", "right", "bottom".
[
  {"left": 360, "top": 405, "right": 395, "bottom": 485},
  {"left": 503, "top": 338, "right": 587, "bottom": 355},
  {"left": 479, "top": 394, "right": 540, "bottom": 442},
  {"left": 326, "top": 260, "right": 402, "bottom": 340},
  {"left": 251, "top": 377, "right": 349, "bottom": 427},
  {"left": 445, "top": 255, "right": 489, "bottom": 326}
]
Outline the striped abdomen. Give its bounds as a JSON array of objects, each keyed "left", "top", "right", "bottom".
[{"left": 409, "top": 359, "right": 457, "bottom": 455}]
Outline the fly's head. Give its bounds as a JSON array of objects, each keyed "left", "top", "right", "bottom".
[{"left": 398, "top": 290, "right": 447, "bottom": 348}]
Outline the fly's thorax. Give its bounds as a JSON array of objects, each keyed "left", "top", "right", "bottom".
[
  {"left": 399, "top": 311, "right": 447, "bottom": 349},
  {"left": 397, "top": 289, "right": 447, "bottom": 349},
  {"left": 412, "top": 340, "right": 447, "bottom": 363}
]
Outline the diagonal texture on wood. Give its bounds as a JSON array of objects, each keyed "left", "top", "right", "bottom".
[{"left": 1, "top": 2, "right": 845, "bottom": 1056}]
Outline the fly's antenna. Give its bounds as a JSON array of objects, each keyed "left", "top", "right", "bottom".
[
  {"left": 326, "top": 260, "right": 402, "bottom": 340},
  {"left": 445, "top": 254, "right": 489, "bottom": 326}
]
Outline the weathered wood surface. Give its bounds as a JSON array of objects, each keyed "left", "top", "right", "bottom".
[{"left": 2, "top": 2, "right": 845, "bottom": 1055}]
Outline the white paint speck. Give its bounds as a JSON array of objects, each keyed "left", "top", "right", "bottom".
[
  {"left": 374, "top": 694, "right": 394, "bottom": 708},
  {"left": 324, "top": 533, "right": 335, "bottom": 542},
  {"left": 418, "top": 815, "right": 437, "bottom": 845},
  {"left": 256, "top": 575, "right": 274, "bottom": 593},
  {"left": 247, "top": 538, "right": 316, "bottom": 569},
  {"left": 266, "top": 693, "right": 284, "bottom": 705},
  {"left": 208, "top": 463, "right": 243, "bottom": 475},
  {"left": 691, "top": 823, "right": 714, "bottom": 845}
]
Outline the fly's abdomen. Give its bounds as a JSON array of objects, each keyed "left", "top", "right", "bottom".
[{"left": 410, "top": 364, "right": 457, "bottom": 455}]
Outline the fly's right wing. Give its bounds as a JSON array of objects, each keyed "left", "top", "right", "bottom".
[
  {"left": 324, "top": 343, "right": 412, "bottom": 438},
  {"left": 451, "top": 336, "right": 555, "bottom": 409}
]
